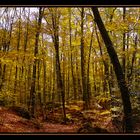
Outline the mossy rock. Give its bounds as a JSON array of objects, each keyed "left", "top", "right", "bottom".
[{"left": 10, "top": 105, "right": 31, "bottom": 119}]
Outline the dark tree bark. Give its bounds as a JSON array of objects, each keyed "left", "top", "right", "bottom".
[
  {"left": 54, "top": 38, "right": 66, "bottom": 123},
  {"left": 92, "top": 7, "right": 133, "bottom": 133},
  {"left": 50, "top": 8, "right": 66, "bottom": 123},
  {"left": 30, "top": 7, "right": 44, "bottom": 117}
]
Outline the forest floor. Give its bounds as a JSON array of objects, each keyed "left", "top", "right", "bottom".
[
  {"left": 0, "top": 104, "right": 114, "bottom": 134},
  {"left": 0, "top": 104, "right": 139, "bottom": 134},
  {"left": 0, "top": 106, "right": 78, "bottom": 133}
]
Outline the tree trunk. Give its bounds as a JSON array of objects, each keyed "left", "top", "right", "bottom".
[
  {"left": 81, "top": 8, "right": 89, "bottom": 110},
  {"left": 13, "top": 9, "right": 21, "bottom": 105},
  {"left": 30, "top": 7, "right": 44, "bottom": 117},
  {"left": 55, "top": 44, "right": 66, "bottom": 123},
  {"left": 86, "top": 28, "right": 94, "bottom": 108},
  {"left": 69, "top": 8, "right": 77, "bottom": 101},
  {"left": 94, "top": 23, "right": 110, "bottom": 95},
  {"left": 50, "top": 8, "right": 66, "bottom": 123},
  {"left": 127, "top": 34, "right": 137, "bottom": 85},
  {"left": 122, "top": 7, "right": 126, "bottom": 79},
  {"left": 92, "top": 7, "right": 133, "bottom": 133}
]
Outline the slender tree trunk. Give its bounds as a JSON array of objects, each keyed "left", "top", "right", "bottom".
[
  {"left": 51, "top": 8, "right": 66, "bottom": 123},
  {"left": 27, "top": 65, "right": 31, "bottom": 109},
  {"left": 86, "top": 28, "right": 94, "bottom": 108},
  {"left": 51, "top": 55, "right": 56, "bottom": 112},
  {"left": 92, "top": 61, "right": 97, "bottom": 95},
  {"left": 92, "top": 7, "right": 133, "bottom": 133},
  {"left": 37, "top": 60, "right": 42, "bottom": 108},
  {"left": 42, "top": 53, "right": 47, "bottom": 118},
  {"left": 30, "top": 7, "right": 44, "bottom": 117},
  {"left": 67, "top": 52, "right": 70, "bottom": 103},
  {"left": 55, "top": 45, "right": 66, "bottom": 123},
  {"left": 13, "top": 9, "right": 21, "bottom": 105},
  {"left": 80, "top": 8, "right": 89, "bottom": 110},
  {"left": 126, "top": 33, "right": 130, "bottom": 80},
  {"left": 22, "top": 8, "right": 30, "bottom": 105},
  {"left": 122, "top": 7, "right": 126, "bottom": 79},
  {"left": 76, "top": 55, "right": 82, "bottom": 100},
  {"left": 94, "top": 23, "right": 110, "bottom": 95},
  {"left": 127, "top": 34, "right": 137, "bottom": 84},
  {"left": 69, "top": 8, "right": 77, "bottom": 101}
]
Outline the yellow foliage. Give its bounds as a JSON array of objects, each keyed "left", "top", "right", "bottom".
[
  {"left": 66, "top": 113, "right": 72, "bottom": 120},
  {"left": 100, "top": 110, "right": 111, "bottom": 116},
  {"left": 67, "top": 105, "right": 81, "bottom": 111}
]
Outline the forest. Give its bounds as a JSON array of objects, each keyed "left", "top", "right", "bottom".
[{"left": 0, "top": 7, "right": 140, "bottom": 134}]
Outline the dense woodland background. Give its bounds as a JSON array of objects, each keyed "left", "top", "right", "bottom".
[{"left": 0, "top": 7, "right": 140, "bottom": 133}]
